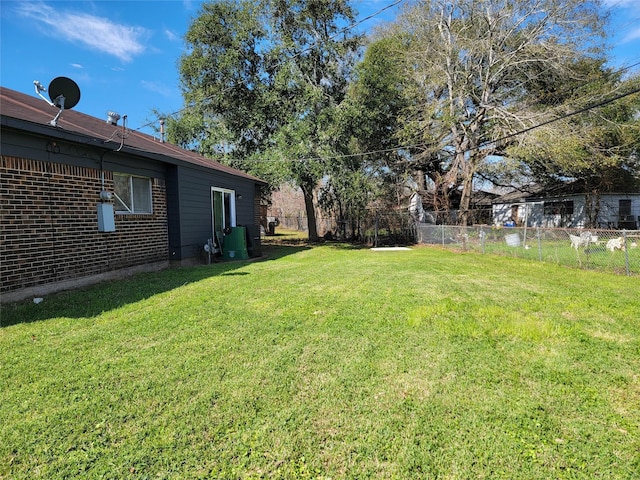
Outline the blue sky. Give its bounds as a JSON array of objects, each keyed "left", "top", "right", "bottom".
[{"left": 1, "top": 0, "right": 639, "bottom": 137}]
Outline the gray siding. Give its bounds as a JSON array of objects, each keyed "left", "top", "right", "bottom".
[{"left": 174, "top": 165, "right": 259, "bottom": 260}]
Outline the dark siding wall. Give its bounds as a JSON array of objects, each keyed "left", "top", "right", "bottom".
[
  {"left": 175, "top": 166, "right": 260, "bottom": 260},
  {"left": 1, "top": 129, "right": 167, "bottom": 179},
  {"left": 176, "top": 167, "right": 211, "bottom": 260},
  {"left": 235, "top": 181, "right": 258, "bottom": 227},
  {"left": 254, "top": 184, "right": 263, "bottom": 227}
]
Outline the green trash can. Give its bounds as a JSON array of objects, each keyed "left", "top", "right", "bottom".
[{"left": 222, "top": 226, "right": 249, "bottom": 260}]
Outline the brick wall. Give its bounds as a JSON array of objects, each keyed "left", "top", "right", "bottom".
[{"left": 0, "top": 156, "right": 169, "bottom": 295}]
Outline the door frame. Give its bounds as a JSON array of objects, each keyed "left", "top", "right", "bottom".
[{"left": 211, "top": 187, "right": 237, "bottom": 251}]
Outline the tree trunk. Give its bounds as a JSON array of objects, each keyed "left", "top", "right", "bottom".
[
  {"left": 459, "top": 151, "right": 479, "bottom": 226},
  {"left": 301, "top": 183, "right": 319, "bottom": 242},
  {"left": 584, "top": 191, "right": 601, "bottom": 228},
  {"left": 459, "top": 172, "right": 474, "bottom": 226}
]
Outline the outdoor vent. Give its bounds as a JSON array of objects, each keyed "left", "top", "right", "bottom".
[{"left": 106, "top": 111, "right": 121, "bottom": 125}]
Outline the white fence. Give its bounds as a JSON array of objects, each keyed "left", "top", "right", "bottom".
[{"left": 416, "top": 224, "right": 640, "bottom": 276}]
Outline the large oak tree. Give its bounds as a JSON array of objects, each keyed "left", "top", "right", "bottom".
[{"left": 382, "top": 0, "right": 608, "bottom": 223}]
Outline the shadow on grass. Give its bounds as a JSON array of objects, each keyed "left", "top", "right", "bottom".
[
  {"left": 1, "top": 244, "right": 309, "bottom": 328},
  {"left": 263, "top": 237, "right": 387, "bottom": 250}
]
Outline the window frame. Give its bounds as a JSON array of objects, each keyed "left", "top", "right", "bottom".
[{"left": 113, "top": 173, "right": 153, "bottom": 214}]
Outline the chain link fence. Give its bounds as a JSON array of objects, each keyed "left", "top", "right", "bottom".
[
  {"left": 272, "top": 212, "right": 639, "bottom": 276},
  {"left": 277, "top": 212, "right": 416, "bottom": 245},
  {"left": 416, "top": 224, "right": 640, "bottom": 276}
]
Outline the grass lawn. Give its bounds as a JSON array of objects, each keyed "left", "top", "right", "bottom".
[
  {"left": 262, "top": 227, "right": 309, "bottom": 244},
  {"left": 1, "top": 244, "right": 639, "bottom": 479}
]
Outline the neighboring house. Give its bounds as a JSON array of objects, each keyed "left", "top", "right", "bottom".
[
  {"left": 1, "top": 86, "right": 266, "bottom": 303},
  {"left": 414, "top": 190, "right": 499, "bottom": 225},
  {"left": 492, "top": 183, "right": 640, "bottom": 229}
]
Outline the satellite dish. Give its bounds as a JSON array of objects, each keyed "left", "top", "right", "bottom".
[
  {"left": 32, "top": 76, "right": 81, "bottom": 126},
  {"left": 48, "top": 77, "right": 80, "bottom": 110}
]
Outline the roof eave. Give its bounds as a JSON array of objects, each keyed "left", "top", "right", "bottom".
[{"left": 1, "top": 114, "right": 267, "bottom": 185}]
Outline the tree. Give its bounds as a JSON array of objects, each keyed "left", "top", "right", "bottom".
[
  {"left": 173, "top": 1, "right": 269, "bottom": 156},
  {"left": 505, "top": 68, "right": 640, "bottom": 226},
  {"left": 382, "top": 0, "right": 608, "bottom": 223},
  {"left": 318, "top": 36, "right": 409, "bottom": 239},
  {"left": 268, "top": 0, "right": 361, "bottom": 240},
  {"left": 170, "top": 0, "right": 361, "bottom": 241}
]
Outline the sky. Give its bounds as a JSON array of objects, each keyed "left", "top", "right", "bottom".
[{"left": 1, "top": 0, "right": 639, "bottom": 137}]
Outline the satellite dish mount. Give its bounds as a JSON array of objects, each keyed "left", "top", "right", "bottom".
[{"left": 33, "top": 77, "right": 81, "bottom": 126}]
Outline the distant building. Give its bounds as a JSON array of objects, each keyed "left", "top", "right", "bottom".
[{"left": 492, "top": 183, "right": 639, "bottom": 229}]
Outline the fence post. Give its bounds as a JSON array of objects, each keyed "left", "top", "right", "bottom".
[
  {"left": 481, "top": 226, "right": 485, "bottom": 254},
  {"left": 623, "top": 230, "right": 630, "bottom": 276},
  {"left": 537, "top": 227, "right": 542, "bottom": 262},
  {"left": 442, "top": 225, "right": 445, "bottom": 246}
]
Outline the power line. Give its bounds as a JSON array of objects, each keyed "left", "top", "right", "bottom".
[
  {"left": 288, "top": 0, "right": 404, "bottom": 60},
  {"left": 481, "top": 85, "right": 640, "bottom": 150},
  {"left": 234, "top": 83, "right": 640, "bottom": 164},
  {"left": 136, "top": 0, "right": 640, "bottom": 167},
  {"left": 150, "top": 65, "right": 639, "bottom": 160}
]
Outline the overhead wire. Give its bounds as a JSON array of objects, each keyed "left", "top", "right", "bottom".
[
  {"left": 289, "top": 0, "right": 404, "bottom": 59},
  {"left": 137, "top": 0, "right": 633, "bottom": 132},
  {"left": 162, "top": 71, "right": 640, "bottom": 165},
  {"left": 134, "top": 0, "right": 640, "bottom": 167},
  {"left": 264, "top": 20, "right": 640, "bottom": 163},
  {"left": 233, "top": 69, "right": 640, "bottom": 164},
  {"left": 480, "top": 85, "right": 640, "bottom": 151}
]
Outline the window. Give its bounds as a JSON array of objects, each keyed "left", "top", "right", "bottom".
[
  {"left": 619, "top": 199, "right": 632, "bottom": 216},
  {"left": 543, "top": 200, "right": 574, "bottom": 215},
  {"left": 114, "top": 173, "right": 152, "bottom": 213}
]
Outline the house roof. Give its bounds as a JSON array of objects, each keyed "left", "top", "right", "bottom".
[
  {"left": 492, "top": 184, "right": 544, "bottom": 203},
  {"left": 0, "top": 86, "right": 265, "bottom": 184},
  {"left": 493, "top": 180, "right": 640, "bottom": 204},
  {"left": 471, "top": 190, "right": 500, "bottom": 206}
]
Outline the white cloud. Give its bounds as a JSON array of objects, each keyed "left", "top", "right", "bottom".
[
  {"left": 602, "top": 0, "right": 631, "bottom": 7},
  {"left": 70, "top": 63, "right": 83, "bottom": 69},
  {"left": 140, "top": 80, "right": 172, "bottom": 97},
  {"left": 622, "top": 25, "right": 640, "bottom": 43},
  {"left": 16, "top": 2, "right": 147, "bottom": 62},
  {"left": 164, "top": 29, "right": 179, "bottom": 42}
]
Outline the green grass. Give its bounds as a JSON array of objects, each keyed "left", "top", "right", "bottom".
[
  {"left": 1, "top": 245, "right": 639, "bottom": 479},
  {"left": 262, "top": 227, "right": 309, "bottom": 244}
]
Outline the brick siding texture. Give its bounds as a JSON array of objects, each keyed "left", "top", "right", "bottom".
[{"left": 1, "top": 156, "right": 169, "bottom": 294}]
